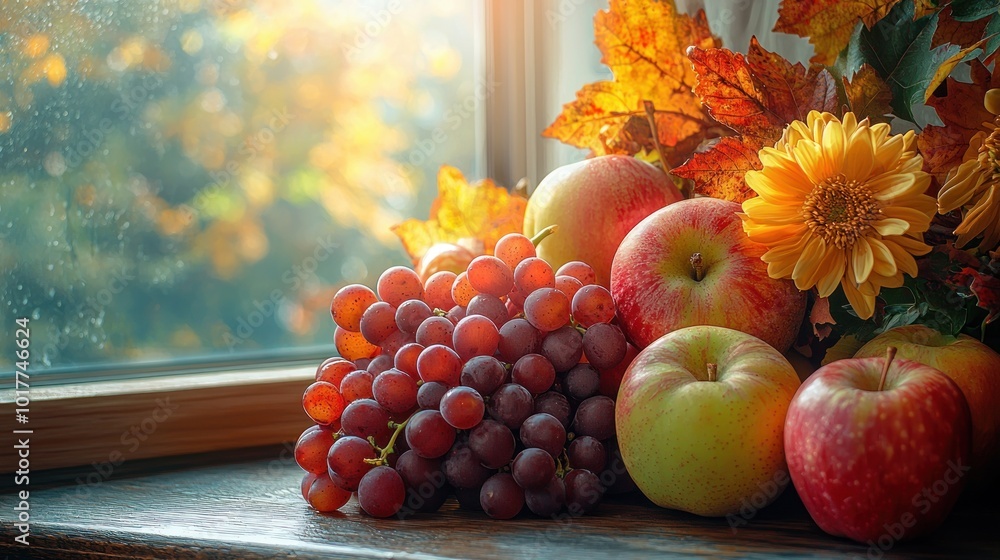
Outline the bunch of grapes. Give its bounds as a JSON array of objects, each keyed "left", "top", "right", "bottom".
[{"left": 295, "top": 231, "right": 638, "bottom": 519}]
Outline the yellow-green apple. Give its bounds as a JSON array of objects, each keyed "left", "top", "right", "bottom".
[
  {"left": 524, "top": 155, "right": 683, "bottom": 287},
  {"left": 615, "top": 326, "right": 800, "bottom": 517},
  {"left": 854, "top": 325, "right": 1000, "bottom": 473},
  {"left": 610, "top": 197, "right": 806, "bottom": 352},
  {"left": 784, "top": 350, "right": 972, "bottom": 543}
]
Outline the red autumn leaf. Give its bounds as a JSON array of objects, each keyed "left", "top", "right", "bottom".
[
  {"left": 952, "top": 267, "right": 1000, "bottom": 325},
  {"left": 918, "top": 60, "right": 1000, "bottom": 182},
  {"left": 932, "top": 6, "right": 989, "bottom": 49},
  {"left": 674, "top": 38, "right": 837, "bottom": 202},
  {"left": 810, "top": 296, "right": 836, "bottom": 340}
]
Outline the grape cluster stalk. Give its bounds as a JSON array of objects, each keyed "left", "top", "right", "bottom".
[{"left": 295, "top": 232, "right": 638, "bottom": 518}]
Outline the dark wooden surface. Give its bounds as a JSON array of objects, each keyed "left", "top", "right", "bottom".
[{"left": 1, "top": 446, "right": 998, "bottom": 560}]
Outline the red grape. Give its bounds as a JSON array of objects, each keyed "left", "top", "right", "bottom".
[
  {"left": 404, "top": 410, "right": 456, "bottom": 459},
  {"left": 377, "top": 266, "right": 424, "bottom": 307},
  {"left": 302, "top": 381, "right": 347, "bottom": 426},
  {"left": 535, "top": 391, "right": 571, "bottom": 428},
  {"left": 497, "top": 318, "right": 542, "bottom": 362},
  {"left": 358, "top": 466, "right": 405, "bottom": 518},
  {"left": 340, "top": 370, "right": 374, "bottom": 402},
  {"left": 341, "top": 398, "right": 393, "bottom": 446},
  {"left": 512, "top": 354, "right": 556, "bottom": 395},
  {"left": 395, "top": 299, "right": 432, "bottom": 334},
  {"left": 520, "top": 413, "right": 567, "bottom": 458},
  {"left": 443, "top": 442, "right": 493, "bottom": 489},
  {"left": 416, "top": 381, "right": 449, "bottom": 410},
  {"left": 301, "top": 472, "right": 319, "bottom": 502},
  {"left": 525, "top": 476, "right": 565, "bottom": 517},
  {"left": 393, "top": 342, "right": 424, "bottom": 379},
  {"left": 416, "top": 344, "right": 462, "bottom": 386},
  {"left": 366, "top": 354, "right": 393, "bottom": 375},
  {"left": 514, "top": 257, "right": 555, "bottom": 294},
  {"left": 315, "top": 357, "right": 354, "bottom": 384},
  {"left": 554, "top": 275, "right": 584, "bottom": 302},
  {"left": 466, "top": 294, "right": 508, "bottom": 327},
  {"left": 557, "top": 261, "right": 596, "bottom": 286},
  {"left": 460, "top": 355, "right": 506, "bottom": 396},
  {"left": 572, "top": 396, "right": 615, "bottom": 441},
  {"left": 571, "top": 284, "right": 615, "bottom": 327},
  {"left": 451, "top": 271, "right": 479, "bottom": 307},
  {"left": 467, "top": 255, "right": 514, "bottom": 297},
  {"left": 440, "top": 386, "right": 485, "bottom": 430},
  {"left": 568, "top": 436, "right": 607, "bottom": 474},
  {"left": 395, "top": 451, "right": 448, "bottom": 514},
  {"left": 453, "top": 314, "right": 500, "bottom": 361},
  {"left": 360, "top": 301, "right": 399, "bottom": 345},
  {"left": 495, "top": 233, "right": 535, "bottom": 270},
  {"left": 512, "top": 448, "right": 555, "bottom": 490},
  {"left": 564, "top": 363, "right": 600, "bottom": 400},
  {"left": 523, "top": 288, "right": 570, "bottom": 332},
  {"left": 295, "top": 425, "right": 337, "bottom": 474},
  {"left": 583, "top": 322, "right": 628, "bottom": 370},
  {"left": 445, "top": 304, "right": 466, "bottom": 325},
  {"left": 415, "top": 316, "right": 454, "bottom": 348},
  {"left": 335, "top": 327, "right": 379, "bottom": 361},
  {"left": 373, "top": 369, "right": 418, "bottom": 414},
  {"left": 307, "top": 474, "right": 353, "bottom": 512},
  {"left": 488, "top": 383, "right": 534, "bottom": 429},
  {"left": 327, "top": 435, "right": 377, "bottom": 491},
  {"left": 565, "top": 468, "right": 604, "bottom": 514},
  {"left": 331, "top": 284, "right": 378, "bottom": 332},
  {"left": 468, "top": 419, "right": 516, "bottom": 469},
  {"left": 541, "top": 326, "right": 584, "bottom": 372},
  {"left": 424, "top": 271, "right": 458, "bottom": 311}
]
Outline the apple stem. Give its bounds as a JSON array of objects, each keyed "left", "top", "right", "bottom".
[
  {"left": 690, "top": 253, "right": 704, "bottom": 282},
  {"left": 877, "top": 346, "right": 897, "bottom": 391},
  {"left": 529, "top": 225, "right": 558, "bottom": 248},
  {"left": 706, "top": 362, "right": 717, "bottom": 382}
]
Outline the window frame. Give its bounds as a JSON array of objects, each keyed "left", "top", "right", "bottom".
[{"left": 2, "top": 0, "right": 560, "bottom": 473}]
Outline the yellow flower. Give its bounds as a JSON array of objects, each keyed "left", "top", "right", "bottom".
[
  {"left": 937, "top": 88, "right": 1000, "bottom": 252},
  {"left": 741, "top": 111, "right": 935, "bottom": 320}
]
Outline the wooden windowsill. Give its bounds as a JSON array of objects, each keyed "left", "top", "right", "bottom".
[
  {"left": 1, "top": 448, "right": 998, "bottom": 559},
  {"left": 1, "top": 366, "right": 314, "bottom": 473}
]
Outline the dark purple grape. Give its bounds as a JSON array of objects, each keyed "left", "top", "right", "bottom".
[
  {"left": 460, "top": 356, "right": 506, "bottom": 396},
  {"left": 520, "top": 413, "right": 567, "bottom": 458},
  {"left": 525, "top": 476, "right": 565, "bottom": 517},
  {"left": 417, "top": 381, "right": 449, "bottom": 410},
  {"left": 443, "top": 443, "right": 494, "bottom": 489},
  {"left": 487, "top": 383, "right": 534, "bottom": 429},
  {"left": 541, "top": 326, "right": 583, "bottom": 372},
  {"left": 404, "top": 410, "right": 456, "bottom": 459},
  {"left": 564, "top": 363, "right": 600, "bottom": 400},
  {"left": 568, "top": 436, "right": 606, "bottom": 474},
  {"left": 565, "top": 468, "right": 604, "bottom": 514},
  {"left": 480, "top": 473, "right": 525, "bottom": 519},
  {"left": 341, "top": 399, "right": 393, "bottom": 446},
  {"left": 512, "top": 448, "right": 555, "bottom": 490},
  {"left": 468, "top": 419, "right": 516, "bottom": 469},
  {"left": 497, "top": 318, "right": 542, "bottom": 362},
  {"left": 572, "top": 396, "right": 615, "bottom": 441},
  {"left": 582, "top": 323, "right": 627, "bottom": 370},
  {"left": 534, "top": 391, "right": 571, "bottom": 429},
  {"left": 467, "top": 294, "right": 509, "bottom": 327},
  {"left": 394, "top": 450, "right": 448, "bottom": 514}
]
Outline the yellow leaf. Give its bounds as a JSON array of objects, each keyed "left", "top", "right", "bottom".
[
  {"left": 774, "top": 0, "right": 903, "bottom": 65},
  {"left": 391, "top": 166, "right": 526, "bottom": 264},
  {"left": 543, "top": 0, "right": 720, "bottom": 167},
  {"left": 924, "top": 38, "right": 988, "bottom": 102}
]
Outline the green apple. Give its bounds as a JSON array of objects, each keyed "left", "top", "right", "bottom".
[
  {"left": 854, "top": 325, "right": 1000, "bottom": 472},
  {"left": 615, "top": 325, "right": 801, "bottom": 516}
]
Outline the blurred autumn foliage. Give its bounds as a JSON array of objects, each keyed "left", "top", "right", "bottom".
[{"left": 0, "top": 0, "right": 478, "bottom": 369}]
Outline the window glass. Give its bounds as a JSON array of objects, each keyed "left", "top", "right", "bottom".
[{"left": 0, "top": 0, "right": 481, "bottom": 373}]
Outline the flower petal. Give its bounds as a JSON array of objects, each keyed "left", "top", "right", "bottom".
[
  {"left": 791, "top": 140, "right": 829, "bottom": 185},
  {"left": 843, "top": 126, "right": 875, "bottom": 181},
  {"left": 842, "top": 277, "right": 875, "bottom": 319},
  {"left": 852, "top": 237, "right": 874, "bottom": 284},
  {"left": 938, "top": 159, "right": 989, "bottom": 212},
  {"left": 816, "top": 250, "right": 846, "bottom": 298},
  {"left": 883, "top": 239, "right": 918, "bottom": 277},
  {"left": 791, "top": 235, "right": 830, "bottom": 290},
  {"left": 742, "top": 196, "right": 803, "bottom": 224},
  {"left": 872, "top": 218, "right": 910, "bottom": 236},
  {"left": 867, "top": 237, "right": 897, "bottom": 277}
]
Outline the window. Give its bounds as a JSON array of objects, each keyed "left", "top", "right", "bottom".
[{"left": 0, "top": 0, "right": 483, "bottom": 379}]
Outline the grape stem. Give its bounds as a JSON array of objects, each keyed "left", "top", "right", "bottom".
[
  {"left": 877, "top": 346, "right": 897, "bottom": 392},
  {"left": 363, "top": 415, "right": 411, "bottom": 466},
  {"left": 530, "top": 225, "right": 559, "bottom": 247}
]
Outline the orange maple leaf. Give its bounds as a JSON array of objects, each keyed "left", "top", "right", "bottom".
[
  {"left": 774, "top": 0, "right": 903, "bottom": 65},
  {"left": 918, "top": 60, "right": 999, "bottom": 183},
  {"left": 542, "top": 0, "right": 720, "bottom": 167},
  {"left": 674, "top": 38, "right": 837, "bottom": 203},
  {"left": 391, "top": 166, "right": 526, "bottom": 264}
]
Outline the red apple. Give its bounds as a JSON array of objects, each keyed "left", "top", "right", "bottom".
[
  {"left": 524, "top": 155, "right": 683, "bottom": 287},
  {"left": 610, "top": 197, "right": 806, "bottom": 352},
  {"left": 854, "top": 325, "right": 1000, "bottom": 473},
  {"left": 785, "top": 351, "right": 972, "bottom": 544}
]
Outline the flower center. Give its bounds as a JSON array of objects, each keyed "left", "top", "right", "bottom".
[{"left": 802, "top": 174, "right": 881, "bottom": 249}]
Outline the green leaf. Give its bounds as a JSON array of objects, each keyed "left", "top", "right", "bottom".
[
  {"left": 951, "top": 0, "right": 1000, "bottom": 22},
  {"left": 985, "top": 12, "right": 1000, "bottom": 57},
  {"left": 846, "top": 1, "right": 960, "bottom": 122}
]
